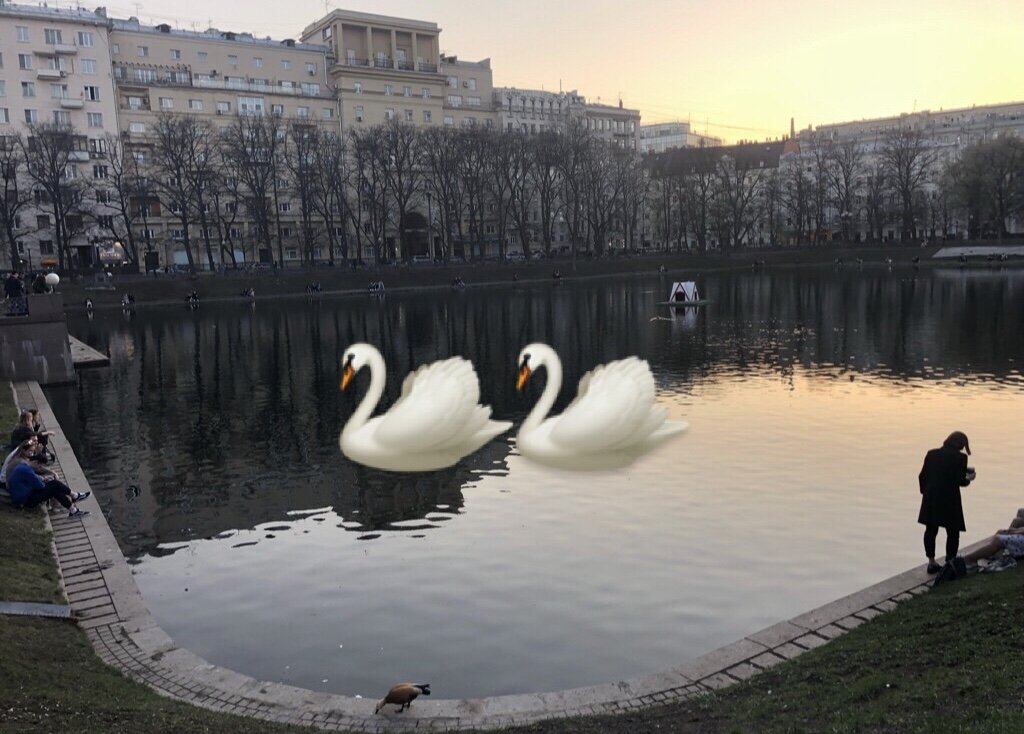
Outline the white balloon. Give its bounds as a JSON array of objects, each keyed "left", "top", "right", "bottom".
[{"left": 44, "top": 273, "right": 60, "bottom": 286}]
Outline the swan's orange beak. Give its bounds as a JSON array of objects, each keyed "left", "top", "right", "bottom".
[
  {"left": 340, "top": 364, "right": 355, "bottom": 391},
  {"left": 516, "top": 364, "right": 531, "bottom": 391}
]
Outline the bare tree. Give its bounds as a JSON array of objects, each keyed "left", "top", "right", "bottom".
[
  {"left": 760, "top": 169, "right": 782, "bottom": 247},
  {"left": 379, "top": 121, "right": 422, "bottom": 262},
  {"left": 805, "top": 132, "right": 831, "bottom": 241},
  {"left": 223, "top": 115, "right": 279, "bottom": 266},
  {"left": 209, "top": 148, "right": 244, "bottom": 267},
  {"left": 20, "top": 123, "right": 86, "bottom": 270},
  {"left": 881, "top": 127, "right": 936, "bottom": 241},
  {"left": 150, "top": 113, "right": 203, "bottom": 272},
  {"left": 679, "top": 146, "right": 718, "bottom": 253},
  {"left": 185, "top": 119, "right": 221, "bottom": 270},
  {"left": 716, "top": 153, "right": 765, "bottom": 249},
  {"left": 0, "top": 134, "right": 30, "bottom": 271},
  {"left": 826, "top": 140, "right": 863, "bottom": 242},
  {"left": 529, "top": 131, "right": 562, "bottom": 256},
  {"left": 421, "top": 126, "right": 463, "bottom": 262},
  {"left": 458, "top": 128, "right": 490, "bottom": 260},
  {"left": 782, "top": 162, "right": 812, "bottom": 245},
  {"left": 349, "top": 126, "right": 389, "bottom": 264},
  {"left": 863, "top": 160, "right": 889, "bottom": 242},
  {"left": 503, "top": 131, "right": 534, "bottom": 258},
  {"left": 311, "top": 131, "right": 348, "bottom": 266},
  {"left": 85, "top": 133, "right": 141, "bottom": 267},
  {"left": 287, "top": 121, "right": 322, "bottom": 263},
  {"left": 557, "top": 121, "right": 593, "bottom": 263}
]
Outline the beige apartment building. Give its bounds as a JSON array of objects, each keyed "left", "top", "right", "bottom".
[
  {"left": 0, "top": 2, "right": 120, "bottom": 268},
  {"left": 494, "top": 86, "right": 641, "bottom": 149},
  {"left": 300, "top": 9, "right": 496, "bottom": 130}
]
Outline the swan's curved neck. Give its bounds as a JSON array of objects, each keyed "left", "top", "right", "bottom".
[
  {"left": 343, "top": 351, "right": 386, "bottom": 436},
  {"left": 522, "top": 348, "right": 561, "bottom": 434}
]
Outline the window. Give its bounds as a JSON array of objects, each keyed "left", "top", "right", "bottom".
[
  {"left": 443, "top": 115, "right": 453, "bottom": 126},
  {"left": 279, "top": 202, "right": 291, "bottom": 213},
  {"left": 189, "top": 99, "right": 202, "bottom": 110},
  {"left": 78, "top": 31, "right": 95, "bottom": 47},
  {"left": 44, "top": 29, "right": 63, "bottom": 45},
  {"left": 198, "top": 51, "right": 208, "bottom": 61},
  {"left": 137, "top": 46, "right": 149, "bottom": 58},
  {"left": 81, "top": 58, "right": 97, "bottom": 74},
  {"left": 134, "top": 68, "right": 156, "bottom": 83},
  {"left": 301, "top": 82, "right": 320, "bottom": 96},
  {"left": 84, "top": 86, "right": 100, "bottom": 101},
  {"left": 354, "top": 105, "right": 364, "bottom": 122},
  {"left": 271, "top": 103, "right": 283, "bottom": 115},
  {"left": 238, "top": 96, "right": 264, "bottom": 115},
  {"left": 321, "top": 26, "right": 332, "bottom": 40},
  {"left": 467, "top": 78, "right": 477, "bottom": 91},
  {"left": 22, "top": 82, "right": 36, "bottom": 98},
  {"left": 447, "top": 95, "right": 462, "bottom": 107},
  {"left": 0, "top": 109, "right": 8, "bottom": 125},
  {"left": 216, "top": 101, "right": 230, "bottom": 114},
  {"left": 422, "top": 110, "right": 431, "bottom": 123},
  {"left": 304, "top": 62, "right": 316, "bottom": 74},
  {"left": 170, "top": 49, "right": 181, "bottom": 60},
  {"left": 422, "top": 88, "right": 431, "bottom": 99},
  {"left": 126, "top": 95, "right": 144, "bottom": 110},
  {"left": 280, "top": 80, "right": 294, "bottom": 91},
  {"left": 53, "top": 110, "right": 71, "bottom": 126},
  {"left": 467, "top": 96, "right": 481, "bottom": 107},
  {"left": 353, "top": 82, "right": 362, "bottom": 94},
  {"left": 97, "top": 214, "right": 113, "bottom": 227},
  {"left": 0, "top": 81, "right": 5, "bottom": 97},
  {"left": 384, "top": 85, "right": 393, "bottom": 96},
  {"left": 296, "top": 106, "right": 309, "bottom": 118},
  {"left": 89, "top": 138, "right": 106, "bottom": 155},
  {"left": 92, "top": 164, "right": 108, "bottom": 179},
  {"left": 446, "top": 76, "right": 457, "bottom": 88},
  {"left": 384, "top": 108, "right": 394, "bottom": 121},
  {"left": 0, "top": 53, "right": 3, "bottom": 69},
  {"left": 112, "top": 43, "right": 119, "bottom": 54},
  {"left": 403, "top": 86, "right": 411, "bottom": 97},
  {"left": 18, "top": 54, "right": 33, "bottom": 71},
  {"left": 281, "top": 228, "right": 292, "bottom": 238},
  {"left": 321, "top": 107, "right": 334, "bottom": 119},
  {"left": 251, "top": 78, "right": 267, "bottom": 88},
  {"left": 129, "top": 122, "right": 145, "bottom": 133},
  {"left": 39, "top": 241, "right": 54, "bottom": 255},
  {"left": 463, "top": 117, "right": 477, "bottom": 127},
  {"left": 228, "top": 54, "right": 238, "bottom": 66},
  {"left": 404, "top": 109, "right": 413, "bottom": 122},
  {"left": 226, "top": 76, "right": 244, "bottom": 89},
  {"left": 159, "top": 97, "right": 173, "bottom": 109},
  {"left": 16, "top": 26, "right": 29, "bottom": 42},
  {"left": 286, "top": 247, "right": 298, "bottom": 259},
  {"left": 281, "top": 59, "right": 291, "bottom": 70}
]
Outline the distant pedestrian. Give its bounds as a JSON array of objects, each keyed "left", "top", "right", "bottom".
[
  {"left": 918, "top": 431, "right": 975, "bottom": 574},
  {"left": 4, "top": 272, "right": 26, "bottom": 315}
]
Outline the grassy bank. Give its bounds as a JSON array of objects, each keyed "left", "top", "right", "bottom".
[
  {"left": 3, "top": 379, "right": 1022, "bottom": 732},
  {"left": 59, "top": 241, "right": 955, "bottom": 310}
]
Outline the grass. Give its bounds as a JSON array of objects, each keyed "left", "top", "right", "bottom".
[{"left": 3, "top": 376, "right": 1023, "bottom": 732}]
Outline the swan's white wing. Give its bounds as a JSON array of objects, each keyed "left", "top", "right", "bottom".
[
  {"left": 373, "top": 358, "right": 481, "bottom": 452},
  {"left": 549, "top": 357, "right": 657, "bottom": 452}
]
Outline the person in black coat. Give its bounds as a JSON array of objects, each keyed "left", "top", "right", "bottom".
[{"left": 918, "top": 431, "right": 975, "bottom": 573}]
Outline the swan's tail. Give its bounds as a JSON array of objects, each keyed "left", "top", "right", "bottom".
[{"left": 640, "top": 420, "right": 688, "bottom": 451}]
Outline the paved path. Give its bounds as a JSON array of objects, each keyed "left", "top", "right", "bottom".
[{"left": 18, "top": 378, "right": 961, "bottom": 731}]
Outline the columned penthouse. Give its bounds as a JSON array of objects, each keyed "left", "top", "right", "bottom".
[{"left": 300, "top": 10, "right": 447, "bottom": 128}]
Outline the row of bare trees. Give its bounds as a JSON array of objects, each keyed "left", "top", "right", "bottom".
[{"left": 3, "top": 119, "right": 1022, "bottom": 272}]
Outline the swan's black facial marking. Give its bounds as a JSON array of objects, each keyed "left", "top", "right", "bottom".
[
  {"left": 520, "top": 353, "right": 531, "bottom": 368},
  {"left": 346, "top": 353, "right": 355, "bottom": 366}
]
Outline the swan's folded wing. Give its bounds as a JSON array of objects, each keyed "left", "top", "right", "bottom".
[
  {"left": 373, "top": 358, "right": 481, "bottom": 452},
  {"left": 549, "top": 357, "right": 657, "bottom": 452}
]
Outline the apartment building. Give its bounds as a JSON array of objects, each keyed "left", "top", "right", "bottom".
[
  {"left": 639, "top": 122, "right": 721, "bottom": 154},
  {"left": 493, "top": 86, "right": 641, "bottom": 148},
  {"left": 439, "top": 54, "right": 496, "bottom": 128},
  {"left": 0, "top": 2, "right": 120, "bottom": 268},
  {"left": 583, "top": 100, "right": 640, "bottom": 150}
]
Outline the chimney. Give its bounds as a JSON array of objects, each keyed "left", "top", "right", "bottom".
[{"left": 790, "top": 117, "right": 795, "bottom": 138}]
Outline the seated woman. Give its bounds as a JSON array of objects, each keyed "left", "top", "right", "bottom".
[
  {"left": 9, "top": 411, "right": 51, "bottom": 464},
  {"left": 5, "top": 439, "right": 89, "bottom": 518},
  {"left": 961, "top": 511, "right": 1024, "bottom": 567}
]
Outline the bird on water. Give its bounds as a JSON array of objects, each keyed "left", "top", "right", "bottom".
[{"left": 375, "top": 682, "right": 431, "bottom": 714}]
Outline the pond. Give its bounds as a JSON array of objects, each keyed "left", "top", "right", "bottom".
[{"left": 47, "top": 265, "right": 1024, "bottom": 699}]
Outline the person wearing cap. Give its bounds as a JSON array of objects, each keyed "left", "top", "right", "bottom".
[{"left": 918, "top": 431, "right": 975, "bottom": 574}]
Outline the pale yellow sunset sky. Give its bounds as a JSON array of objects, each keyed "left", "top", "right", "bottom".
[{"left": 99, "top": 0, "right": 1023, "bottom": 142}]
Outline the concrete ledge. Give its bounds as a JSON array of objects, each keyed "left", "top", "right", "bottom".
[{"left": 16, "top": 378, "right": 957, "bottom": 731}]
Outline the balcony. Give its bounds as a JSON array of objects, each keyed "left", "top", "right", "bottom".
[
  {"left": 36, "top": 68, "right": 65, "bottom": 80},
  {"left": 68, "top": 150, "right": 90, "bottom": 162},
  {"left": 417, "top": 61, "right": 437, "bottom": 73},
  {"left": 60, "top": 98, "right": 84, "bottom": 109},
  {"left": 373, "top": 56, "right": 391, "bottom": 69},
  {"left": 53, "top": 44, "right": 78, "bottom": 55},
  {"left": 397, "top": 60, "right": 414, "bottom": 71},
  {"left": 345, "top": 57, "right": 369, "bottom": 67}
]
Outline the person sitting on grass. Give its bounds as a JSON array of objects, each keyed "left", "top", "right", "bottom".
[
  {"left": 9, "top": 410, "right": 53, "bottom": 464},
  {"left": 960, "top": 509, "right": 1024, "bottom": 569},
  {"left": 5, "top": 439, "right": 89, "bottom": 518}
]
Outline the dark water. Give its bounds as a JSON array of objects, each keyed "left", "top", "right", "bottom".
[{"left": 47, "top": 266, "right": 1024, "bottom": 698}]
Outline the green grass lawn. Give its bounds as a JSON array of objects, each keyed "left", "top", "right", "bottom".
[{"left": 2, "top": 381, "right": 1022, "bottom": 733}]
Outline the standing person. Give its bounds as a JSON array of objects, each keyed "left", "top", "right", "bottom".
[
  {"left": 5, "top": 271, "right": 26, "bottom": 315},
  {"left": 918, "top": 431, "right": 975, "bottom": 574}
]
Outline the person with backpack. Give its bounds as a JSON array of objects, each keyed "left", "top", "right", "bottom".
[{"left": 918, "top": 431, "right": 975, "bottom": 574}]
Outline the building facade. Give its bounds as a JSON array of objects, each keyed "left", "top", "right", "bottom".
[
  {"left": 639, "top": 121, "right": 721, "bottom": 154},
  {"left": 0, "top": 3, "right": 120, "bottom": 268},
  {"left": 494, "top": 86, "right": 641, "bottom": 149}
]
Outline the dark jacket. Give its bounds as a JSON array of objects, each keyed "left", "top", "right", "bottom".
[
  {"left": 10, "top": 425, "right": 34, "bottom": 447},
  {"left": 918, "top": 446, "right": 971, "bottom": 531}
]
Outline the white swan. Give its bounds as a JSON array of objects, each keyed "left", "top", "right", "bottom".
[
  {"left": 515, "top": 343, "right": 687, "bottom": 470},
  {"left": 339, "top": 343, "right": 512, "bottom": 472}
]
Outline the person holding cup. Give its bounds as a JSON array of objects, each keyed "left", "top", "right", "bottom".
[{"left": 918, "top": 431, "right": 975, "bottom": 574}]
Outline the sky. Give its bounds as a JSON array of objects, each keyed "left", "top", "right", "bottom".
[{"left": 89, "top": 0, "right": 1024, "bottom": 142}]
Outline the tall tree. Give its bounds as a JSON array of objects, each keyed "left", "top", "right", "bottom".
[
  {"left": 826, "top": 140, "right": 863, "bottom": 242},
  {"left": 379, "top": 121, "right": 422, "bottom": 262},
  {"left": 503, "top": 131, "right": 534, "bottom": 258},
  {"left": 529, "top": 132, "right": 562, "bottom": 257},
  {"left": 881, "top": 127, "right": 936, "bottom": 241},
  {"left": 0, "top": 134, "right": 30, "bottom": 271},
  {"left": 85, "top": 134, "right": 141, "bottom": 268},
  {"left": 458, "top": 128, "right": 490, "bottom": 260},
  {"left": 311, "top": 131, "right": 348, "bottom": 266},
  {"left": 151, "top": 113, "right": 202, "bottom": 272},
  {"left": 349, "top": 126, "right": 389, "bottom": 264},
  {"left": 223, "top": 115, "right": 278, "bottom": 266},
  {"left": 716, "top": 152, "right": 765, "bottom": 249},
  {"left": 287, "top": 121, "right": 322, "bottom": 263},
  {"left": 21, "top": 123, "right": 86, "bottom": 270},
  {"left": 421, "top": 127, "right": 463, "bottom": 262}
]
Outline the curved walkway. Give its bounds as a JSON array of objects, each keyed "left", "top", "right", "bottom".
[{"left": 18, "top": 378, "right": 944, "bottom": 732}]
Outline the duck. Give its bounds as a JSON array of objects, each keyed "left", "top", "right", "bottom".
[
  {"left": 375, "top": 682, "right": 431, "bottom": 714},
  {"left": 514, "top": 343, "right": 687, "bottom": 470},
  {"left": 339, "top": 343, "right": 511, "bottom": 472}
]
